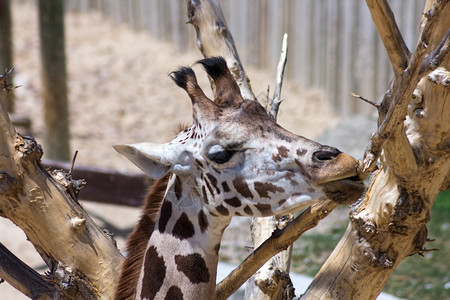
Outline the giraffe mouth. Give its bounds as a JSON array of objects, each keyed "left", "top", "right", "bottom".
[
  {"left": 345, "top": 174, "right": 362, "bottom": 182},
  {"left": 321, "top": 174, "right": 365, "bottom": 205}
]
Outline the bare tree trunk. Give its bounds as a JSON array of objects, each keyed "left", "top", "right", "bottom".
[
  {"left": 185, "top": 2, "right": 298, "bottom": 298},
  {"left": 0, "top": 72, "right": 124, "bottom": 299},
  {"left": 0, "top": 0, "right": 14, "bottom": 112},
  {"left": 38, "top": 0, "right": 71, "bottom": 161},
  {"left": 300, "top": 1, "right": 450, "bottom": 298}
]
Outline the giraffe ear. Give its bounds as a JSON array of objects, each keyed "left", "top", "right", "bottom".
[{"left": 113, "top": 143, "right": 171, "bottom": 179}]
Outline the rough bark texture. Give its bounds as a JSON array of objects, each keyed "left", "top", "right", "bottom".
[
  {"left": 0, "top": 73, "right": 124, "bottom": 299},
  {"left": 0, "top": 243, "right": 59, "bottom": 299},
  {"left": 244, "top": 215, "right": 295, "bottom": 300},
  {"left": 300, "top": 1, "right": 450, "bottom": 299},
  {"left": 38, "top": 0, "right": 71, "bottom": 161}
]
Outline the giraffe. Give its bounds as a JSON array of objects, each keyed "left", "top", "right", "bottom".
[{"left": 113, "top": 57, "right": 365, "bottom": 300}]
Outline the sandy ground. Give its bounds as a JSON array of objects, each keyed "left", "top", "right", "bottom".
[{"left": 0, "top": 3, "right": 345, "bottom": 299}]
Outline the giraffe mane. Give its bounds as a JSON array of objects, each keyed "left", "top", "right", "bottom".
[{"left": 114, "top": 173, "right": 171, "bottom": 300}]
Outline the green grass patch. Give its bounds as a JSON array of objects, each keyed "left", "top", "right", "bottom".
[
  {"left": 382, "top": 190, "right": 450, "bottom": 300},
  {"left": 290, "top": 190, "right": 450, "bottom": 300}
]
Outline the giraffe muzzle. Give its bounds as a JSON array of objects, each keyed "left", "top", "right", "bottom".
[{"left": 311, "top": 151, "right": 366, "bottom": 204}]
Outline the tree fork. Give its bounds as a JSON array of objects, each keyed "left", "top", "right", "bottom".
[{"left": 300, "top": 1, "right": 450, "bottom": 298}]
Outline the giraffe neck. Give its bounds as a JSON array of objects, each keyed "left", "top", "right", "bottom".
[{"left": 136, "top": 174, "right": 231, "bottom": 300}]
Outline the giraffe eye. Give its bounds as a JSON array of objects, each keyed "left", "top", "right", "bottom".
[{"left": 207, "top": 145, "right": 236, "bottom": 164}]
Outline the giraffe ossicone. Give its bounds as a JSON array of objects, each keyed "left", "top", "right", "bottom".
[{"left": 114, "top": 56, "right": 365, "bottom": 300}]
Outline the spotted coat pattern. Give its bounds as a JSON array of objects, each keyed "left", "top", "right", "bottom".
[{"left": 114, "top": 57, "right": 364, "bottom": 300}]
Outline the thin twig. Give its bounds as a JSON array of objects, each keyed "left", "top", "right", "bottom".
[
  {"left": 269, "top": 33, "right": 288, "bottom": 122},
  {"left": 216, "top": 200, "right": 338, "bottom": 300},
  {"left": 69, "top": 150, "right": 78, "bottom": 175},
  {"left": 350, "top": 92, "right": 379, "bottom": 108},
  {"left": 0, "top": 68, "right": 20, "bottom": 96}
]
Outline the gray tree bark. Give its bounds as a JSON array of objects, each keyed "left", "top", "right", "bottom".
[
  {"left": 300, "top": 1, "right": 450, "bottom": 298},
  {"left": 0, "top": 72, "right": 123, "bottom": 299}
]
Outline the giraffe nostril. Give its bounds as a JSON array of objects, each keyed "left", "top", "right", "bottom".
[{"left": 313, "top": 147, "right": 342, "bottom": 161}]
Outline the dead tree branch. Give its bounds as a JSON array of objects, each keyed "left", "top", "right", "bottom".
[
  {"left": 185, "top": 0, "right": 256, "bottom": 101},
  {"left": 269, "top": 33, "right": 288, "bottom": 122},
  {"left": 216, "top": 200, "right": 338, "bottom": 300},
  {"left": 419, "top": 28, "right": 450, "bottom": 75},
  {"left": 361, "top": 0, "right": 449, "bottom": 176},
  {"left": 300, "top": 1, "right": 450, "bottom": 298},
  {"left": 0, "top": 243, "right": 59, "bottom": 299},
  {"left": 0, "top": 71, "right": 124, "bottom": 299}
]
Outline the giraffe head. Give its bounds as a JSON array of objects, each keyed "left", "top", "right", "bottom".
[{"left": 114, "top": 57, "right": 364, "bottom": 219}]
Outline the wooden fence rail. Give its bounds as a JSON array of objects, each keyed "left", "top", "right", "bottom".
[
  {"left": 43, "top": 159, "right": 150, "bottom": 207},
  {"left": 64, "top": 0, "right": 425, "bottom": 115}
]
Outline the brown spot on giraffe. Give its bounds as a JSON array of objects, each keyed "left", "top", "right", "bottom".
[
  {"left": 141, "top": 246, "right": 166, "bottom": 299},
  {"left": 224, "top": 196, "right": 242, "bottom": 208},
  {"left": 175, "top": 253, "right": 210, "bottom": 284},
  {"left": 254, "top": 182, "right": 285, "bottom": 198},
  {"left": 243, "top": 205, "right": 253, "bottom": 215},
  {"left": 272, "top": 146, "right": 289, "bottom": 162},
  {"left": 297, "top": 148, "right": 307, "bottom": 156},
  {"left": 278, "top": 146, "right": 289, "bottom": 158},
  {"left": 215, "top": 204, "right": 230, "bottom": 216},
  {"left": 222, "top": 181, "right": 231, "bottom": 193},
  {"left": 272, "top": 153, "right": 283, "bottom": 162},
  {"left": 233, "top": 176, "right": 253, "bottom": 199},
  {"left": 204, "top": 180, "right": 215, "bottom": 197},
  {"left": 205, "top": 172, "right": 221, "bottom": 194},
  {"left": 158, "top": 201, "right": 172, "bottom": 233},
  {"left": 254, "top": 203, "right": 273, "bottom": 215},
  {"left": 195, "top": 159, "right": 204, "bottom": 168},
  {"left": 201, "top": 185, "right": 209, "bottom": 204},
  {"left": 198, "top": 210, "right": 208, "bottom": 233},
  {"left": 172, "top": 213, "right": 195, "bottom": 240},
  {"left": 174, "top": 176, "right": 183, "bottom": 200},
  {"left": 165, "top": 286, "right": 183, "bottom": 300},
  {"left": 285, "top": 171, "right": 299, "bottom": 186}
]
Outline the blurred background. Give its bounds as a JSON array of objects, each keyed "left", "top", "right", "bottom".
[{"left": 1, "top": 1, "right": 448, "bottom": 299}]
